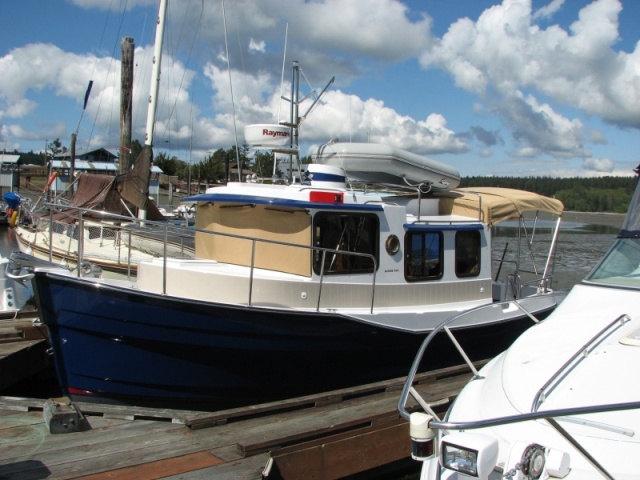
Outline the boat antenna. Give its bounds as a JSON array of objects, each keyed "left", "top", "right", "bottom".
[
  {"left": 277, "top": 23, "right": 289, "bottom": 123},
  {"left": 221, "top": 0, "right": 241, "bottom": 182}
]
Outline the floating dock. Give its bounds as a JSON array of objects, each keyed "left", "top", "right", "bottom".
[{"left": 0, "top": 363, "right": 478, "bottom": 479}]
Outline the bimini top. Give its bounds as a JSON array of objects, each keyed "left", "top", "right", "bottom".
[{"left": 439, "top": 187, "right": 564, "bottom": 226}]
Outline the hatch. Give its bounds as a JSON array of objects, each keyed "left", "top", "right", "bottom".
[{"left": 620, "top": 327, "right": 640, "bottom": 346}]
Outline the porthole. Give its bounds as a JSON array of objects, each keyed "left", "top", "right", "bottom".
[{"left": 385, "top": 235, "right": 400, "bottom": 255}]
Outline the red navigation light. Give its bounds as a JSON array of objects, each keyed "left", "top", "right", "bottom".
[{"left": 309, "top": 191, "right": 343, "bottom": 203}]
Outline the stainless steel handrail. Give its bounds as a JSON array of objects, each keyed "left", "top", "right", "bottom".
[
  {"left": 531, "top": 313, "right": 631, "bottom": 412},
  {"left": 38, "top": 202, "right": 379, "bottom": 312},
  {"left": 397, "top": 291, "right": 567, "bottom": 421}
]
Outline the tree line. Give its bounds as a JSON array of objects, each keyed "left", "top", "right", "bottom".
[
  {"left": 461, "top": 176, "right": 638, "bottom": 213},
  {"left": 8, "top": 139, "right": 637, "bottom": 212}
]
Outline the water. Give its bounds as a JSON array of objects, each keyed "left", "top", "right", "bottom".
[{"left": 492, "top": 220, "right": 620, "bottom": 293}]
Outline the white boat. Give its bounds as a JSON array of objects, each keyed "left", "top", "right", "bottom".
[
  {"left": 315, "top": 142, "right": 461, "bottom": 191},
  {"left": 399, "top": 175, "right": 640, "bottom": 479},
  {"left": 13, "top": 173, "right": 194, "bottom": 276},
  {"left": 18, "top": 52, "right": 568, "bottom": 410}
]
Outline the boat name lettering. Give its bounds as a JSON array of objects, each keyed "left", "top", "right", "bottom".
[{"left": 262, "top": 128, "right": 290, "bottom": 138}]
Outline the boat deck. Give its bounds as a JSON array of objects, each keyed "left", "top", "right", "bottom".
[{"left": 0, "top": 363, "right": 479, "bottom": 479}]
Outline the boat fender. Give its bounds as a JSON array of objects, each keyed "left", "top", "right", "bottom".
[
  {"left": 9, "top": 210, "right": 18, "bottom": 228},
  {"left": 43, "top": 172, "right": 58, "bottom": 192}
]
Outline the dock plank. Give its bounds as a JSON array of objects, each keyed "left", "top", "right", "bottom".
[
  {"left": 0, "top": 363, "right": 476, "bottom": 479},
  {"left": 72, "top": 452, "right": 224, "bottom": 480}
]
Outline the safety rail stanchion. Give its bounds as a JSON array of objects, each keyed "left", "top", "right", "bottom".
[
  {"left": 369, "top": 256, "right": 378, "bottom": 314},
  {"left": 48, "top": 207, "right": 54, "bottom": 263},
  {"left": 317, "top": 250, "right": 327, "bottom": 312},
  {"left": 127, "top": 229, "right": 132, "bottom": 279},
  {"left": 162, "top": 223, "right": 168, "bottom": 295},
  {"left": 77, "top": 211, "right": 84, "bottom": 278},
  {"left": 248, "top": 239, "right": 256, "bottom": 306},
  {"left": 442, "top": 326, "right": 481, "bottom": 378}
]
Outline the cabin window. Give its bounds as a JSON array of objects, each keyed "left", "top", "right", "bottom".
[
  {"left": 455, "top": 230, "right": 481, "bottom": 277},
  {"left": 312, "top": 212, "right": 379, "bottom": 275},
  {"left": 405, "top": 231, "right": 443, "bottom": 281}
]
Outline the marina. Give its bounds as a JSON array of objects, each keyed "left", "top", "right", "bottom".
[
  {"left": 0, "top": 210, "right": 623, "bottom": 479},
  {"left": 17, "top": 60, "right": 566, "bottom": 412}
]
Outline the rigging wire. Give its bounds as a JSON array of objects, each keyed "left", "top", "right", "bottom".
[
  {"left": 221, "top": 0, "right": 241, "bottom": 181},
  {"left": 75, "top": 0, "right": 117, "bottom": 142},
  {"left": 159, "top": 0, "right": 204, "bottom": 146},
  {"left": 132, "top": 12, "right": 149, "bottom": 140},
  {"left": 83, "top": 0, "right": 129, "bottom": 150}
]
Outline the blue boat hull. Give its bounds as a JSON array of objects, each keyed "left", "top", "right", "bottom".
[{"left": 33, "top": 271, "right": 552, "bottom": 411}]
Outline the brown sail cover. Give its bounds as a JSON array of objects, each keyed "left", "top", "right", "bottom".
[
  {"left": 116, "top": 145, "right": 165, "bottom": 221},
  {"left": 46, "top": 147, "right": 164, "bottom": 223}
]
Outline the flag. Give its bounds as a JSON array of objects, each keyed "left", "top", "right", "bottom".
[{"left": 83, "top": 81, "right": 94, "bottom": 110}]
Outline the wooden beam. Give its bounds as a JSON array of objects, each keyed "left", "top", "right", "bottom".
[
  {"left": 72, "top": 452, "right": 224, "bottom": 480},
  {"left": 264, "top": 419, "right": 412, "bottom": 480}
]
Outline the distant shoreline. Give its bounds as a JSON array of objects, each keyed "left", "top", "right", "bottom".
[{"left": 563, "top": 211, "right": 625, "bottom": 228}]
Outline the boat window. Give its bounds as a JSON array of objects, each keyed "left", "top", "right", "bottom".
[
  {"left": 455, "top": 230, "right": 481, "bottom": 277},
  {"left": 586, "top": 238, "right": 640, "bottom": 289},
  {"left": 405, "top": 231, "right": 443, "bottom": 281},
  {"left": 312, "top": 212, "right": 379, "bottom": 275},
  {"left": 63, "top": 224, "right": 78, "bottom": 240}
]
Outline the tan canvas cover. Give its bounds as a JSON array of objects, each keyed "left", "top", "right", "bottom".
[
  {"left": 439, "top": 187, "right": 564, "bottom": 226},
  {"left": 195, "top": 203, "right": 312, "bottom": 276}
]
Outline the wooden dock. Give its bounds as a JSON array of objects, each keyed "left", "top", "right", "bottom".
[{"left": 0, "top": 363, "right": 478, "bottom": 480}]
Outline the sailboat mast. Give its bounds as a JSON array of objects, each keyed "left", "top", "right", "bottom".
[
  {"left": 145, "top": 0, "right": 168, "bottom": 148},
  {"left": 288, "top": 60, "right": 299, "bottom": 182}
]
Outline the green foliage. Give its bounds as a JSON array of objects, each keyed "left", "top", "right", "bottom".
[
  {"left": 460, "top": 176, "right": 637, "bottom": 212},
  {"left": 153, "top": 151, "right": 182, "bottom": 176},
  {"left": 48, "top": 138, "right": 64, "bottom": 156},
  {"left": 12, "top": 140, "right": 638, "bottom": 213},
  {"left": 251, "top": 150, "right": 277, "bottom": 177},
  {"left": 15, "top": 150, "right": 46, "bottom": 166}
]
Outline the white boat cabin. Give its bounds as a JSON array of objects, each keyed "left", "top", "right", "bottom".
[{"left": 136, "top": 165, "right": 563, "bottom": 316}]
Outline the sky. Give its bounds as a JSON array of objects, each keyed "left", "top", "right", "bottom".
[{"left": 1, "top": 0, "right": 640, "bottom": 178}]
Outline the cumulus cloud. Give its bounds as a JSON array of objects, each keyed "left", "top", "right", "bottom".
[
  {"left": 583, "top": 157, "right": 614, "bottom": 172},
  {"left": 70, "top": 0, "right": 156, "bottom": 9},
  {"left": 533, "top": 0, "right": 566, "bottom": 20},
  {"left": 3, "top": 0, "right": 639, "bottom": 178},
  {"left": 0, "top": 41, "right": 200, "bottom": 149},
  {"left": 248, "top": 39, "right": 266, "bottom": 54},
  {"left": 470, "top": 125, "right": 502, "bottom": 147},
  {"left": 8, "top": 122, "right": 67, "bottom": 141},
  {"left": 419, "top": 0, "right": 640, "bottom": 170},
  {"left": 201, "top": 63, "right": 468, "bottom": 156}
]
